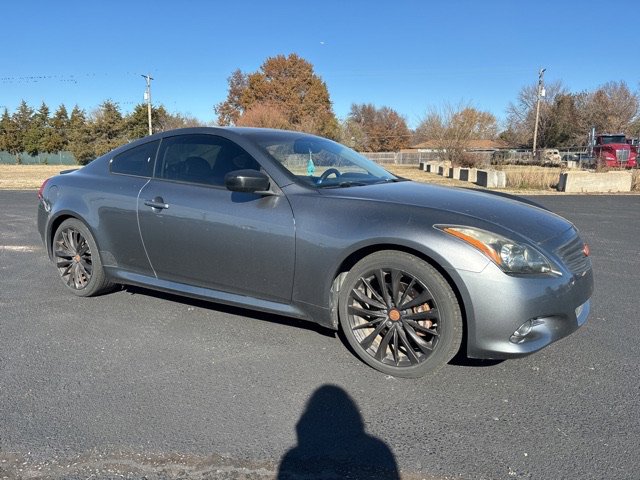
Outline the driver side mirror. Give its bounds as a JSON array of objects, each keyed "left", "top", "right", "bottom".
[{"left": 225, "top": 169, "right": 271, "bottom": 193}]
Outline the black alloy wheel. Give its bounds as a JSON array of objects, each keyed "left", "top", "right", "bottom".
[
  {"left": 339, "top": 251, "right": 462, "bottom": 378},
  {"left": 53, "top": 218, "right": 112, "bottom": 296}
]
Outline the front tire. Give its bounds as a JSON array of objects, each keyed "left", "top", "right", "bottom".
[
  {"left": 338, "top": 251, "right": 462, "bottom": 378},
  {"left": 53, "top": 218, "right": 113, "bottom": 297}
]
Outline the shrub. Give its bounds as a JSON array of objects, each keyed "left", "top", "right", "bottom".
[{"left": 456, "top": 152, "right": 483, "bottom": 168}]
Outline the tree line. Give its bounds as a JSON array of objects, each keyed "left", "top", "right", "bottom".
[
  {"left": 0, "top": 100, "right": 200, "bottom": 164},
  {"left": 2, "top": 53, "right": 639, "bottom": 165},
  {"left": 215, "top": 53, "right": 639, "bottom": 155},
  {"left": 503, "top": 80, "right": 640, "bottom": 148}
]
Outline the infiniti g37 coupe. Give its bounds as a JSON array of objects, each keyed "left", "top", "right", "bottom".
[{"left": 37, "top": 127, "right": 593, "bottom": 377}]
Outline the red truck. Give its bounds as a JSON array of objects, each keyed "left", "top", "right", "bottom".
[
  {"left": 592, "top": 133, "right": 637, "bottom": 168},
  {"left": 626, "top": 138, "right": 638, "bottom": 161}
]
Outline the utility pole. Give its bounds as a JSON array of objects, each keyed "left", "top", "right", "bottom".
[
  {"left": 141, "top": 74, "right": 154, "bottom": 135},
  {"left": 532, "top": 68, "right": 546, "bottom": 159}
]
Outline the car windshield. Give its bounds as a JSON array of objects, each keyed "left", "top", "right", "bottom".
[
  {"left": 247, "top": 130, "right": 399, "bottom": 188},
  {"left": 600, "top": 135, "right": 626, "bottom": 144}
]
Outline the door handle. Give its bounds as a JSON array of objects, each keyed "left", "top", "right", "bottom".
[{"left": 144, "top": 197, "right": 169, "bottom": 210}]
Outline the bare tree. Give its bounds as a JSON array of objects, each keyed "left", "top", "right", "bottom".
[
  {"left": 505, "top": 80, "right": 567, "bottom": 147},
  {"left": 415, "top": 102, "right": 498, "bottom": 164},
  {"left": 577, "top": 81, "right": 639, "bottom": 135},
  {"left": 342, "top": 104, "right": 411, "bottom": 152}
]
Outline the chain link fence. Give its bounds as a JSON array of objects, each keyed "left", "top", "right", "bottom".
[
  {"left": 363, "top": 148, "right": 599, "bottom": 168},
  {"left": 0, "top": 151, "right": 77, "bottom": 165},
  {"left": 360, "top": 151, "right": 442, "bottom": 165}
]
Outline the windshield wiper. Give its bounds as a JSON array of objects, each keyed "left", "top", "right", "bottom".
[
  {"left": 318, "top": 181, "right": 368, "bottom": 189},
  {"left": 371, "top": 177, "right": 406, "bottom": 184}
]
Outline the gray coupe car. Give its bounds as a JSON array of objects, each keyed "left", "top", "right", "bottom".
[{"left": 37, "top": 127, "right": 593, "bottom": 377}]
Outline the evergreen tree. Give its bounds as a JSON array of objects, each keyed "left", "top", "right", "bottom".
[
  {"left": 67, "top": 106, "right": 94, "bottom": 165},
  {"left": 91, "top": 100, "right": 125, "bottom": 156},
  {"left": 23, "top": 102, "right": 50, "bottom": 155},
  {"left": 0, "top": 108, "right": 22, "bottom": 161},
  {"left": 11, "top": 100, "right": 34, "bottom": 160},
  {"left": 545, "top": 94, "right": 582, "bottom": 147},
  {"left": 124, "top": 103, "right": 171, "bottom": 140},
  {"left": 46, "top": 104, "right": 70, "bottom": 152}
]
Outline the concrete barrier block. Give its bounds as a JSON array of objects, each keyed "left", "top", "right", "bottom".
[
  {"left": 476, "top": 170, "right": 506, "bottom": 188},
  {"left": 438, "top": 166, "right": 446, "bottom": 176},
  {"left": 425, "top": 161, "right": 439, "bottom": 173},
  {"left": 419, "top": 162, "right": 427, "bottom": 171},
  {"left": 459, "top": 168, "right": 478, "bottom": 183},
  {"left": 450, "top": 167, "right": 462, "bottom": 180},
  {"left": 558, "top": 171, "right": 632, "bottom": 193}
]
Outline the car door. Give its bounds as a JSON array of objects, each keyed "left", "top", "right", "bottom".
[
  {"left": 137, "top": 133, "right": 296, "bottom": 303},
  {"left": 98, "top": 139, "right": 160, "bottom": 275}
]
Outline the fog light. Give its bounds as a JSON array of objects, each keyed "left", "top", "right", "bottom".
[{"left": 510, "top": 319, "right": 535, "bottom": 344}]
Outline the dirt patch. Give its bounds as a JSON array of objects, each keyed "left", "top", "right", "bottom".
[{"left": 0, "top": 450, "right": 442, "bottom": 480}]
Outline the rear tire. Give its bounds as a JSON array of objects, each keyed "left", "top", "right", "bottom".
[
  {"left": 53, "top": 218, "right": 113, "bottom": 297},
  {"left": 338, "top": 251, "right": 462, "bottom": 378}
]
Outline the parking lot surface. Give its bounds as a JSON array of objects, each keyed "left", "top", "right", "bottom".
[{"left": 1, "top": 191, "right": 639, "bottom": 479}]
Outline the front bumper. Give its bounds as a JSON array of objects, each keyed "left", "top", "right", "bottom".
[
  {"left": 460, "top": 266, "right": 593, "bottom": 359},
  {"left": 452, "top": 232, "right": 594, "bottom": 359}
]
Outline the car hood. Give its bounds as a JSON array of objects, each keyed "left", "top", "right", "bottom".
[{"left": 320, "top": 181, "right": 573, "bottom": 244}]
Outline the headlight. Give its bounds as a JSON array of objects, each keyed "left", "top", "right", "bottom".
[{"left": 438, "top": 226, "right": 555, "bottom": 275}]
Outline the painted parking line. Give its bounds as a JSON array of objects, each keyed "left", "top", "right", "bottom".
[{"left": 0, "top": 245, "right": 41, "bottom": 253}]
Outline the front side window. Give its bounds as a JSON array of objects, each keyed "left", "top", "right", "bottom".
[
  {"left": 155, "top": 134, "right": 260, "bottom": 186},
  {"left": 110, "top": 140, "right": 160, "bottom": 177}
]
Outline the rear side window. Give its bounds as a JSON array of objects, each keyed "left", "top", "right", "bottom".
[{"left": 110, "top": 140, "right": 160, "bottom": 177}]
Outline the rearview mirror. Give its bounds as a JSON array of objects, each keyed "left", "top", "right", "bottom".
[
  {"left": 225, "top": 169, "right": 271, "bottom": 193},
  {"left": 293, "top": 138, "right": 322, "bottom": 154}
]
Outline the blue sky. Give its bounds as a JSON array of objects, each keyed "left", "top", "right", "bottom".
[{"left": 2, "top": 0, "right": 638, "bottom": 129}]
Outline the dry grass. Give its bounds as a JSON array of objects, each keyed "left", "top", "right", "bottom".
[
  {"left": 632, "top": 170, "right": 640, "bottom": 191},
  {"left": 500, "top": 165, "right": 562, "bottom": 191},
  {"left": 0, "top": 165, "right": 75, "bottom": 190},
  {"left": 386, "top": 164, "right": 561, "bottom": 192}
]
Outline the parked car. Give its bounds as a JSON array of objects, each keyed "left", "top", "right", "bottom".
[
  {"left": 37, "top": 128, "right": 594, "bottom": 377},
  {"left": 536, "top": 148, "right": 562, "bottom": 165}
]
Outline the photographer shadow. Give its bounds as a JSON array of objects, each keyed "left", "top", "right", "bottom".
[{"left": 278, "top": 384, "right": 399, "bottom": 479}]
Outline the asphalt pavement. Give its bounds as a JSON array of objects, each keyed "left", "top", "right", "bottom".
[{"left": 0, "top": 190, "right": 639, "bottom": 479}]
